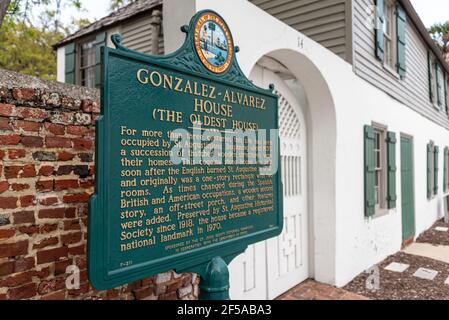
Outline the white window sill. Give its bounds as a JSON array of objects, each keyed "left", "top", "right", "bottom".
[
  {"left": 373, "top": 208, "right": 392, "bottom": 219},
  {"left": 383, "top": 64, "right": 401, "bottom": 80},
  {"left": 432, "top": 103, "right": 443, "bottom": 111}
]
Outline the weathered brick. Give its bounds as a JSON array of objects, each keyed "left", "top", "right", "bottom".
[
  {"left": 73, "top": 138, "right": 93, "bottom": 150},
  {"left": 4, "top": 166, "right": 22, "bottom": 179},
  {"left": 18, "top": 225, "right": 39, "bottom": 236},
  {"left": 58, "top": 151, "right": 74, "bottom": 161},
  {"left": 39, "top": 224, "right": 58, "bottom": 234},
  {"left": 13, "top": 257, "right": 35, "bottom": 273},
  {"left": 65, "top": 207, "right": 77, "bottom": 218},
  {"left": 16, "top": 107, "right": 46, "bottom": 121},
  {"left": 45, "top": 137, "right": 72, "bottom": 148},
  {"left": 67, "top": 125, "right": 88, "bottom": 136},
  {"left": 39, "top": 165, "right": 54, "bottom": 176},
  {"left": 81, "top": 100, "right": 100, "bottom": 113},
  {"left": 74, "top": 113, "right": 91, "bottom": 125},
  {"left": 20, "top": 195, "right": 36, "bottom": 207},
  {"left": 78, "top": 153, "right": 93, "bottom": 162},
  {"left": 159, "top": 291, "right": 178, "bottom": 300},
  {"left": 61, "top": 232, "right": 82, "bottom": 245},
  {"left": 134, "top": 286, "right": 155, "bottom": 300},
  {"left": 80, "top": 179, "right": 94, "bottom": 188},
  {"left": 74, "top": 165, "right": 89, "bottom": 178},
  {"left": 33, "top": 237, "right": 59, "bottom": 250},
  {"left": 8, "top": 149, "right": 26, "bottom": 159},
  {"left": 63, "top": 219, "right": 81, "bottom": 230},
  {"left": 54, "top": 179, "right": 79, "bottom": 191},
  {"left": 13, "top": 211, "right": 35, "bottom": 224},
  {"left": 61, "top": 97, "right": 82, "bottom": 111},
  {"left": 63, "top": 193, "right": 90, "bottom": 203},
  {"left": 8, "top": 282, "right": 37, "bottom": 299},
  {"left": 0, "top": 117, "right": 12, "bottom": 130},
  {"left": 0, "top": 134, "right": 21, "bottom": 145},
  {"left": 39, "top": 208, "right": 65, "bottom": 219},
  {"left": 20, "top": 165, "right": 36, "bottom": 178},
  {"left": 41, "top": 290, "right": 66, "bottom": 300},
  {"left": 42, "top": 92, "right": 61, "bottom": 107},
  {"left": 12, "top": 88, "right": 39, "bottom": 102},
  {"left": 0, "top": 228, "right": 15, "bottom": 239},
  {"left": 37, "top": 246, "right": 68, "bottom": 264},
  {"left": 54, "top": 259, "right": 72, "bottom": 275},
  {"left": 68, "top": 244, "right": 85, "bottom": 256},
  {"left": 0, "top": 103, "right": 14, "bottom": 116},
  {"left": 39, "top": 196, "right": 58, "bottom": 206},
  {"left": 13, "top": 120, "right": 41, "bottom": 132},
  {"left": 44, "top": 123, "right": 65, "bottom": 135},
  {"left": 33, "top": 151, "right": 56, "bottom": 161},
  {"left": 37, "top": 277, "right": 66, "bottom": 295},
  {"left": 0, "top": 240, "right": 28, "bottom": 258},
  {"left": 166, "top": 280, "right": 183, "bottom": 293},
  {"left": 21, "top": 136, "right": 44, "bottom": 147},
  {"left": 0, "top": 197, "right": 18, "bottom": 209},
  {"left": 11, "top": 183, "right": 30, "bottom": 191},
  {"left": 0, "top": 181, "right": 9, "bottom": 194},
  {"left": 49, "top": 112, "right": 74, "bottom": 125},
  {"left": 36, "top": 180, "right": 54, "bottom": 192},
  {"left": 0, "top": 271, "right": 33, "bottom": 287}
]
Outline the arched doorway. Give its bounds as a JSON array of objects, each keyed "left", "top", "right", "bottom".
[{"left": 229, "top": 58, "right": 309, "bottom": 300}]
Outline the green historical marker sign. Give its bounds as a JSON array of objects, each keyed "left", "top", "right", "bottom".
[{"left": 88, "top": 10, "right": 283, "bottom": 299}]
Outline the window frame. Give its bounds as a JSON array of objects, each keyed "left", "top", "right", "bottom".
[
  {"left": 372, "top": 123, "right": 389, "bottom": 216},
  {"left": 445, "top": 148, "right": 449, "bottom": 192},
  {"left": 429, "top": 141, "right": 436, "bottom": 198},
  {"left": 382, "top": 0, "right": 398, "bottom": 75},
  {"left": 77, "top": 37, "right": 97, "bottom": 89}
]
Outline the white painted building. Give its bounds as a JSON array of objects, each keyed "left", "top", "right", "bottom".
[{"left": 54, "top": 0, "right": 449, "bottom": 299}]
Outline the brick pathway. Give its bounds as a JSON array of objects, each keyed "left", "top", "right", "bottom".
[{"left": 277, "top": 280, "right": 369, "bottom": 300}]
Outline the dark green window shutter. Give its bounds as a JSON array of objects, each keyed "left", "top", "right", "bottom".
[
  {"left": 445, "top": 74, "right": 448, "bottom": 114},
  {"left": 364, "top": 125, "right": 376, "bottom": 217},
  {"left": 386, "top": 132, "right": 397, "bottom": 209},
  {"left": 428, "top": 52, "right": 434, "bottom": 103},
  {"left": 444, "top": 147, "right": 448, "bottom": 192},
  {"left": 427, "top": 143, "right": 433, "bottom": 199},
  {"left": 396, "top": 5, "right": 406, "bottom": 76},
  {"left": 434, "top": 145, "right": 439, "bottom": 195},
  {"left": 436, "top": 64, "right": 442, "bottom": 106},
  {"left": 65, "top": 43, "right": 76, "bottom": 84},
  {"left": 375, "top": 0, "right": 385, "bottom": 61},
  {"left": 95, "top": 32, "right": 107, "bottom": 88}
]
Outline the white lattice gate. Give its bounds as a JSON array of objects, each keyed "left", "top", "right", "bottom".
[{"left": 229, "top": 65, "right": 309, "bottom": 300}]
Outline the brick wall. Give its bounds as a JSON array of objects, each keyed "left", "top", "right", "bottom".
[{"left": 0, "top": 69, "right": 199, "bottom": 300}]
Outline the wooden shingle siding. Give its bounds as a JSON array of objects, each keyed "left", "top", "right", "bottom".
[
  {"left": 353, "top": 0, "right": 449, "bottom": 129},
  {"left": 249, "top": 0, "right": 352, "bottom": 61},
  {"left": 121, "top": 12, "right": 156, "bottom": 55}
]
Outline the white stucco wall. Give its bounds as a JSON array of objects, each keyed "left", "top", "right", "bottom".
[
  {"left": 56, "top": 46, "right": 65, "bottom": 83},
  {"left": 162, "top": 0, "right": 449, "bottom": 287}
]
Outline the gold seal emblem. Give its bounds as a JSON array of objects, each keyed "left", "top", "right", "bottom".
[{"left": 194, "top": 12, "right": 233, "bottom": 74}]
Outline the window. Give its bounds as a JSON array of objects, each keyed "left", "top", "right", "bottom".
[
  {"left": 444, "top": 147, "right": 449, "bottom": 192},
  {"left": 383, "top": 0, "right": 397, "bottom": 71},
  {"left": 79, "top": 39, "right": 96, "bottom": 88},
  {"left": 427, "top": 142, "right": 439, "bottom": 199},
  {"left": 374, "top": 126, "right": 388, "bottom": 212}
]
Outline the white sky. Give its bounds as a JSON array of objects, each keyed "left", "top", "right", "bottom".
[{"left": 63, "top": 0, "right": 448, "bottom": 28}]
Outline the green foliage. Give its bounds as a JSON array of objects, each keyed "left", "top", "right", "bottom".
[
  {"left": 0, "top": 17, "right": 64, "bottom": 80},
  {"left": 429, "top": 21, "right": 449, "bottom": 55},
  {"left": 110, "top": 0, "right": 136, "bottom": 11}
]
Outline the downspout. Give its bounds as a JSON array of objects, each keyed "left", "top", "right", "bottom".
[{"left": 150, "top": 9, "right": 163, "bottom": 55}]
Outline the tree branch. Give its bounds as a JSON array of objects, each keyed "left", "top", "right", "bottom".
[{"left": 0, "top": 0, "right": 12, "bottom": 26}]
